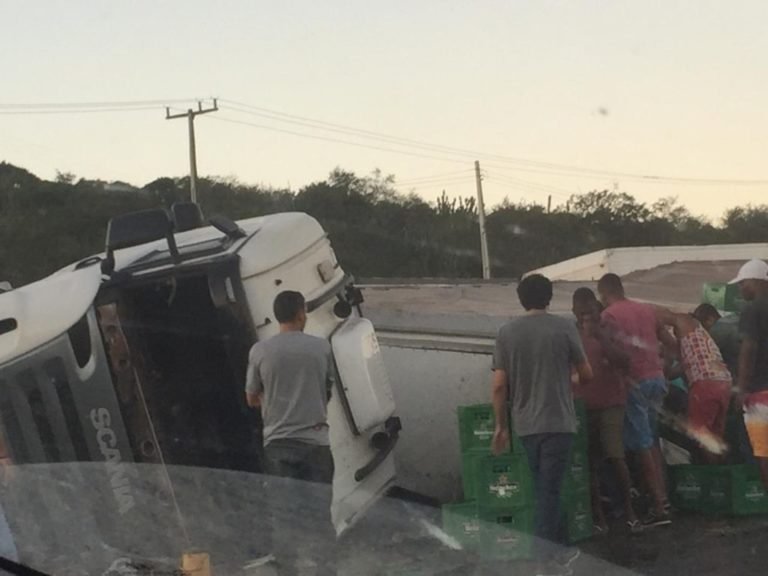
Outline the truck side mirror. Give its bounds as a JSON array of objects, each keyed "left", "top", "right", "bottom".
[{"left": 209, "top": 215, "right": 247, "bottom": 239}]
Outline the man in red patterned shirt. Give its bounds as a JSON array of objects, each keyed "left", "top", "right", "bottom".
[{"left": 658, "top": 310, "right": 732, "bottom": 463}]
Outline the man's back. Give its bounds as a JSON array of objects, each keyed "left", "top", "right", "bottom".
[
  {"left": 577, "top": 327, "right": 626, "bottom": 410},
  {"left": 602, "top": 299, "right": 663, "bottom": 382},
  {"left": 247, "top": 331, "right": 333, "bottom": 446},
  {"left": 710, "top": 315, "right": 741, "bottom": 377},
  {"left": 740, "top": 296, "right": 768, "bottom": 392},
  {"left": 494, "top": 313, "right": 585, "bottom": 437}
]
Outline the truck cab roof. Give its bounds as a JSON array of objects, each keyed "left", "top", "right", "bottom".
[{"left": 1, "top": 211, "right": 327, "bottom": 364}]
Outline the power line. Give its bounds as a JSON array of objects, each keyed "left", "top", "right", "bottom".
[
  {"left": 484, "top": 175, "right": 574, "bottom": 200},
  {"left": 7, "top": 95, "right": 768, "bottom": 187},
  {"left": 219, "top": 98, "right": 768, "bottom": 186},
  {"left": 487, "top": 182, "right": 570, "bottom": 203},
  {"left": 485, "top": 173, "right": 574, "bottom": 199},
  {"left": 0, "top": 98, "right": 202, "bottom": 110},
  {"left": 395, "top": 177, "right": 476, "bottom": 188},
  {"left": 0, "top": 98, "right": 210, "bottom": 117},
  {"left": 220, "top": 100, "right": 481, "bottom": 161},
  {"left": 396, "top": 174, "right": 476, "bottom": 187},
  {"left": 205, "top": 114, "right": 470, "bottom": 165},
  {"left": 0, "top": 106, "right": 162, "bottom": 115},
  {"left": 395, "top": 169, "right": 474, "bottom": 185}
]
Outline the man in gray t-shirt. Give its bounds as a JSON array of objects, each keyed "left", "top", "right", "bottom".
[
  {"left": 246, "top": 327, "right": 334, "bottom": 448},
  {"left": 493, "top": 314, "right": 586, "bottom": 438},
  {"left": 245, "top": 290, "right": 336, "bottom": 576},
  {"left": 491, "top": 275, "right": 591, "bottom": 574}
]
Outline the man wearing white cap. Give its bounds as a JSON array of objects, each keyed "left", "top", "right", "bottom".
[{"left": 730, "top": 258, "right": 768, "bottom": 490}]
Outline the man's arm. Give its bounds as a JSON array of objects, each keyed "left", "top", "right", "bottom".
[
  {"left": 567, "top": 321, "right": 592, "bottom": 382},
  {"left": 736, "top": 337, "right": 757, "bottom": 402},
  {"left": 596, "top": 324, "right": 629, "bottom": 373},
  {"left": 491, "top": 330, "right": 510, "bottom": 455},
  {"left": 491, "top": 369, "right": 510, "bottom": 455},
  {"left": 245, "top": 348, "right": 263, "bottom": 408},
  {"left": 246, "top": 392, "right": 262, "bottom": 408},
  {"left": 325, "top": 349, "right": 336, "bottom": 404},
  {"left": 575, "top": 360, "right": 593, "bottom": 383},
  {"left": 655, "top": 308, "right": 680, "bottom": 360}
]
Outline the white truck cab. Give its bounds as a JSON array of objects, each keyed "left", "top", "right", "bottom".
[{"left": 0, "top": 204, "right": 400, "bottom": 567}]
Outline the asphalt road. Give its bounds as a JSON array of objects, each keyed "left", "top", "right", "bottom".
[{"left": 339, "top": 496, "right": 768, "bottom": 576}]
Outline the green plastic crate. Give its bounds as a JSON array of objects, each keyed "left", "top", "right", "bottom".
[
  {"left": 458, "top": 404, "right": 496, "bottom": 453},
  {"left": 457, "top": 403, "right": 525, "bottom": 455},
  {"left": 461, "top": 453, "right": 480, "bottom": 499},
  {"left": 462, "top": 448, "right": 527, "bottom": 500},
  {"left": 477, "top": 507, "right": 534, "bottom": 561},
  {"left": 573, "top": 399, "right": 589, "bottom": 449},
  {"left": 670, "top": 464, "right": 768, "bottom": 515},
  {"left": 442, "top": 501, "right": 481, "bottom": 549},
  {"left": 563, "top": 488, "right": 593, "bottom": 543},
  {"left": 705, "top": 472, "right": 733, "bottom": 514},
  {"left": 472, "top": 454, "right": 535, "bottom": 509},
  {"left": 669, "top": 465, "right": 708, "bottom": 511},
  {"left": 562, "top": 448, "right": 589, "bottom": 494},
  {"left": 702, "top": 282, "right": 745, "bottom": 313},
  {"left": 729, "top": 466, "right": 768, "bottom": 516}
]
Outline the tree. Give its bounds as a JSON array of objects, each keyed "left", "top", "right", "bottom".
[
  {"left": 55, "top": 170, "right": 77, "bottom": 185},
  {"left": 569, "top": 190, "right": 651, "bottom": 222},
  {"left": 0, "top": 161, "right": 761, "bottom": 285},
  {"left": 722, "top": 205, "right": 768, "bottom": 243}
]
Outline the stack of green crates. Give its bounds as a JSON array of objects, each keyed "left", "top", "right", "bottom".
[
  {"left": 442, "top": 402, "right": 593, "bottom": 560},
  {"left": 702, "top": 282, "right": 745, "bottom": 313},
  {"left": 669, "top": 464, "right": 768, "bottom": 516}
]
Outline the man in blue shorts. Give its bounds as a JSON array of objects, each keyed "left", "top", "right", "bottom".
[{"left": 598, "top": 274, "right": 672, "bottom": 528}]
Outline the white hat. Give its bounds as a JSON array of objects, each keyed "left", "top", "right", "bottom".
[{"left": 728, "top": 259, "right": 768, "bottom": 284}]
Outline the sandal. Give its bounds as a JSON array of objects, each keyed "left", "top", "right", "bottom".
[{"left": 593, "top": 523, "right": 608, "bottom": 535}]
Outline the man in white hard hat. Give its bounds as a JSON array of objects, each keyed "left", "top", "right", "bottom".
[{"left": 730, "top": 259, "right": 768, "bottom": 490}]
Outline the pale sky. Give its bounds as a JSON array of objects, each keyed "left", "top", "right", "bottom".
[{"left": 2, "top": 0, "right": 768, "bottom": 220}]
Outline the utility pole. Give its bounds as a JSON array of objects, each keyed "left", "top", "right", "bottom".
[
  {"left": 474, "top": 160, "right": 491, "bottom": 279},
  {"left": 166, "top": 99, "right": 218, "bottom": 203},
  {"left": 547, "top": 195, "right": 552, "bottom": 214}
]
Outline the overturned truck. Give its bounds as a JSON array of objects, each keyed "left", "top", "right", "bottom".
[{"left": 0, "top": 204, "right": 401, "bottom": 572}]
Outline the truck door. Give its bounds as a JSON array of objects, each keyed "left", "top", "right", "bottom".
[
  {"left": 327, "top": 314, "right": 401, "bottom": 532},
  {"left": 331, "top": 317, "right": 396, "bottom": 435}
]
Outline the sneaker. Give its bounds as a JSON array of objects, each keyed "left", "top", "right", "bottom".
[
  {"left": 535, "top": 561, "right": 573, "bottom": 576},
  {"left": 626, "top": 519, "right": 643, "bottom": 534},
  {"left": 555, "top": 547, "right": 581, "bottom": 567},
  {"left": 242, "top": 554, "right": 275, "bottom": 570},
  {"left": 642, "top": 511, "right": 672, "bottom": 528}
]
